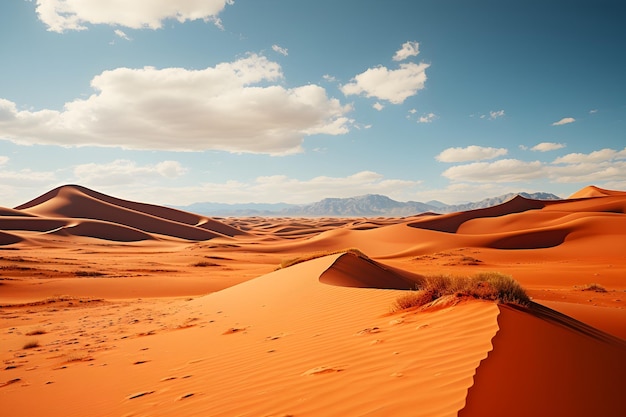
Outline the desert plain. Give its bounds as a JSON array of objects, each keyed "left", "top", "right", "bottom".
[{"left": 0, "top": 184, "right": 625, "bottom": 417}]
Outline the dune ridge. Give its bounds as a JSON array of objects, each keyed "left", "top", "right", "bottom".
[{"left": 6, "top": 184, "right": 246, "bottom": 242}]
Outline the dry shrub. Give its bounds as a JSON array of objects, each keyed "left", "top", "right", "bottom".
[
  {"left": 23, "top": 340, "right": 40, "bottom": 349},
  {"left": 192, "top": 261, "right": 219, "bottom": 267},
  {"left": 391, "top": 272, "right": 530, "bottom": 312},
  {"left": 74, "top": 270, "right": 106, "bottom": 277},
  {"left": 577, "top": 283, "right": 607, "bottom": 292},
  {"left": 25, "top": 329, "right": 46, "bottom": 336}
]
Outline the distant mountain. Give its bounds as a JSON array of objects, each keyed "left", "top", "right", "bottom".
[
  {"left": 441, "top": 192, "right": 562, "bottom": 213},
  {"left": 174, "top": 192, "right": 562, "bottom": 217},
  {"left": 179, "top": 202, "right": 293, "bottom": 217}
]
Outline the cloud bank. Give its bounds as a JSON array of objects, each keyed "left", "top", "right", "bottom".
[
  {"left": 0, "top": 54, "right": 352, "bottom": 155},
  {"left": 36, "top": 0, "right": 233, "bottom": 32},
  {"left": 436, "top": 145, "right": 508, "bottom": 162}
]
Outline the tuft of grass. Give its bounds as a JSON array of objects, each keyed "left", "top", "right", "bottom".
[
  {"left": 23, "top": 340, "right": 40, "bottom": 349},
  {"left": 577, "top": 283, "right": 607, "bottom": 292},
  {"left": 192, "top": 261, "right": 219, "bottom": 267},
  {"left": 277, "top": 248, "right": 369, "bottom": 270},
  {"left": 391, "top": 272, "right": 530, "bottom": 312},
  {"left": 74, "top": 270, "right": 106, "bottom": 277}
]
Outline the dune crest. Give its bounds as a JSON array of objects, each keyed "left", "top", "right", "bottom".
[{"left": 568, "top": 185, "right": 626, "bottom": 199}]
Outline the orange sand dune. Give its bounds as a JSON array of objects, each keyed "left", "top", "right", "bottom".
[
  {"left": 0, "top": 185, "right": 625, "bottom": 416},
  {"left": 568, "top": 184, "right": 626, "bottom": 198},
  {"left": 460, "top": 303, "right": 626, "bottom": 417}
]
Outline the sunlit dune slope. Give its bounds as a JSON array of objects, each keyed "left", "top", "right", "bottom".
[
  {"left": 568, "top": 184, "right": 625, "bottom": 198},
  {"left": 0, "top": 253, "right": 501, "bottom": 417}
]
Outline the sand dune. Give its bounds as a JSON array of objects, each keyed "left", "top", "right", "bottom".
[
  {"left": 1, "top": 185, "right": 625, "bottom": 416},
  {"left": 8, "top": 184, "right": 246, "bottom": 242}
]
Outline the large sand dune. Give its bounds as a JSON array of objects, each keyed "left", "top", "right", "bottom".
[{"left": 1, "top": 184, "right": 625, "bottom": 416}]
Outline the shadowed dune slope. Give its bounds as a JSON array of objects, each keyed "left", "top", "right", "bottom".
[
  {"left": 318, "top": 251, "right": 421, "bottom": 289},
  {"left": 407, "top": 195, "right": 555, "bottom": 233},
  {"left": 12, "top": 185, "right": 245, "bottom": 241},
  {"left": 0, "top": 230, "right": 22, "bottom": 245},
  {"left": 0, "top": 207, "right": 35, "bottom": 217},
  {"left": 460, "top": 303, "right": 626, "bottom": 417}
]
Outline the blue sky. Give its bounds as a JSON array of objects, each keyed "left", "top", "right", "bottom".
[{"left": 0, "top": 0, "right": 625, "bottom": 207}]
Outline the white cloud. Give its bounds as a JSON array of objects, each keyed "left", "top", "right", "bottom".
[
  {"left": 84, "top": 170, "right": 423, "bottom": 206},
  {"left": 436, "top": 145, "right": 508, "bottom": 163},
  {"left": 0, "top": 169, "right": 56, "bottom": 187},
  {"left": 36, "top": 0, "right": 233, "bottom": 33},
  {"left": 114, "top": 29, "right": 130, "bottom": 40},
  {"left": 589, "top": 109, "right": 598, "bottom": 114},
  {"left": 438, "top": 146, "right": 626, "bottom": 187},
  {"left": 489, "top": 110, "right": 505, "bottom": 119},
  {"left": 73, "top": 159, "right": 187, "bottom": 187},
  {"left": 550, "top": 161, "right": 626, "bottom": 183},
  {"left": 393, "top": 41, "right": 420, "bottom": 61},
  {"left": 0, "top": 155, "right": 57, "bottom": 190},
  {"left": 477, "top": 110, "right": 505, "bottom": 120},
  {"left": 373, "top": 102, "right": 384, "bottom": 111},
  {"left": 341, "top": 62, "right": 430, "bottom": 104},
  {"left": 417, "top": 112, "right": 437, "bottom": 123},
  {"left": 530, "top": 142, "right": 565, "bottom": 152},
  {"left": 552, "top": 117, "right": 576, "bottom": 126},
  {"left": 272, "top": 44, "right": 288, "bottom": 56},
  {"left": 322, "top": 74, "right": 337, "bottom": 83},
  {"left": 553, "top": 147, "right": 626, "bottom": 164},
  {"left": 442, "top": 159, "right": 545, "bottom": 182},
  {"left": 0, "top": 54, "right": 353, "bottom": 155}
]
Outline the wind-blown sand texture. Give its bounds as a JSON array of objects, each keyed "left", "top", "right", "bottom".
[{"left": 1, "top": 184, "right": 625, "bottom": 416}]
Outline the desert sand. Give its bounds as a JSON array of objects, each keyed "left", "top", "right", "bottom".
[{"left": 1, "top": 184, "right": 625, "bottom": 416}]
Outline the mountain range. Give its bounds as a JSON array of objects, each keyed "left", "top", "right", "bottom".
[{"left": 174, "top": 192, "right": 562, "bottom": 217}]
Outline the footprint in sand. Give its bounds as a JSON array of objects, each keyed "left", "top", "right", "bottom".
[
  {"left": 301, "top": 366, "right": 345, "bottom": 376},
  {"left": 222, "top": 327, "right": 247, "bottom": 335},
  {"left": 127, "top": 390, "right": 155, "bottom": 400},
  {"left": 356, "top": 327, "right": 381, "bottom": 335}
]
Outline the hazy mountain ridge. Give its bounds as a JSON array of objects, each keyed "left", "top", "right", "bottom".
[{"left": 174, "top": 192, "right": 562, "bottom": 217}]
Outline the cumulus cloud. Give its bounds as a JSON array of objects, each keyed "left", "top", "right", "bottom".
[
  {"left": 393, "top": 41, "right": 420, "bottom": 61},
  {"left": 552, "top": 117, "right": 576, "bottom": 126},
  {"left": 73, "top": 159, "right": 187, "bottom": 187},
  {"left": 272, "top": 44, "right": 288, "bottom": 56},
  {"left": 341, "top": 62, "right": 430, "bottom": 104},
  {"left": 489, "top": 110, "right": 505, "bottom": 119},
  {"left": 553, "top": 147, "right": 626, "bottom": 164},
  {"left": 114, "top": 29, "right": 130, "bottom": 40},
  {"left": 373, "top": 102, "right": 384, "bottom": 111},
  {"left": 417, "top": 112, "right": 437, "bottom": 123},
  {"left": 0, "top": 54, "right": 353, "bottom": 155},
  {"left": 550, "top": 161, "right": 626, "bottom": 183},
  {"left": 0, "top": 155, "right": 57, "bottom": 189},
  {"left": 436, "top": 145, "right": 508, "bottom": 163},
  {"left": 531, "top": 142, "right": 565, "bottom": 152},
  {"left": 90, "top": 170, "right": 423, "bottom": 206},
  {"left": 36, "top": 0, "right": 233, "bottom": 32},
  {"left": 442, "top": 159, "right": 545, "bottom": 182}
]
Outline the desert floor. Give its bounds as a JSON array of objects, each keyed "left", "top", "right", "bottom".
[{"left": 1, "top": 185, "right": 625, "bottom": 416}]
